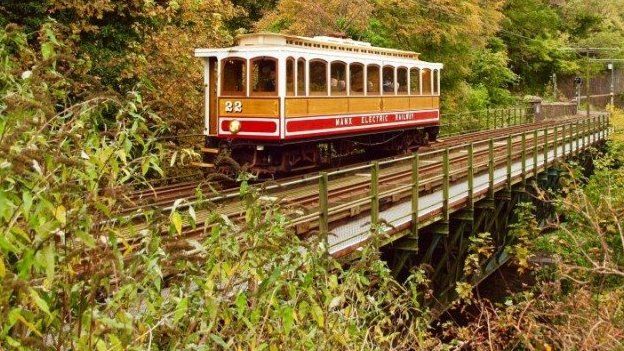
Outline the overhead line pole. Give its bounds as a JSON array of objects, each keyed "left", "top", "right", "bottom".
[{"left": 586, "top": 50, "right": 591, "bottom": 118}]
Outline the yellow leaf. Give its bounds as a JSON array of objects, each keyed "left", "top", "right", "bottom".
[
  {"left": 0, "top": 255, "right": 5, "bottom": 278},
  {"left": 171, "top": 211, "right": 183, "bottom": 234},
  {"left": 55, "top": 205, "right": 67, "bottom": 225},
  {"left": 29, "top": 288, "right": 51, "bottom": 317},
  {"left": 311, "top": 303, "right": 325, "bottom": 327}
]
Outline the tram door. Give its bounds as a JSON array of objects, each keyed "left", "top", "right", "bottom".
[{"left": 207, "top": 57, "right": 218, "bottom": 135}]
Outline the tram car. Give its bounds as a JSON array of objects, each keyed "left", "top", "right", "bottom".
[{"left": 195, "top": 33, "right": 443, "bottom": 175}]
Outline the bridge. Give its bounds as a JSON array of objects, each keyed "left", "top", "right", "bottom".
[
  {"left": 116, "top": 111, "right": 610, "bottom": 305},
  {"left": 253, "top": 113, "right": 608, "bottom": 303}
]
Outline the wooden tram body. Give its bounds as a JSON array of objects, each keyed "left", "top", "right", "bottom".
[{"left": 195, "top": 33, "right": 443, "bottom": 174}]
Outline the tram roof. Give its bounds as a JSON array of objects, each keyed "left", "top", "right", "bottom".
[{"left": 196, "top": 33, "right": 442, "bottom": 68}]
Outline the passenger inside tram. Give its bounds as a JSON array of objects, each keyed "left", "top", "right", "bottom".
[
  {"left": 350, "top": 64, "right": 364, "bottom": 94},
  {"left": 383, "top": 78, "right": 394, "bottom": 92},
  {"left": 251, "top": 58, "right": 277, "bottom": 94}
]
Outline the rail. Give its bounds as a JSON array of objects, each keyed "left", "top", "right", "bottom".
[
  {"left": 81, "top": 113, "right": 610, "bottom": 279},
  {"left": 439, "top": 106, "right": 534, "bottom": 137}
]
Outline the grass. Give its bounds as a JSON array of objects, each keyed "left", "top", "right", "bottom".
[{"left": 609, "top": 106, "right": 624, "bottom": 141}]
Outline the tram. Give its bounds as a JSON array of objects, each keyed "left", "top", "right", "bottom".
[{"left": 195, "top": 33, "right": 443, "bottom": 175}]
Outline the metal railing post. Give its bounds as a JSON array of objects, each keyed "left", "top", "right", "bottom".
[
  {"left": 533, "top": 129, "right": 539, "bottom": 178},
  {"left": 319, "top": 172, "right": 329, "bottom": 236},
  {"left": 486, "top": 109, "right": 490, "bottom": 130},
  {"left": 411, "top": 153, "right": 419, "bottom": 237},
  {"left": 562, "top": 123, "right": 566, "bottom": 157},
  {"left": 442, "top": 148, "right": 450, "bottom": 222},
  {"left": 371, "top": 162, "right": 379, "bottom": 228},
  {"left": 582, "top": 118, "right": 587, "bottom": 149},
  {"left": 507, "top": 135, "right": 512, "bottom": 191},
  {"left": 575, "top": 121, "right": 579, "bottom": 155},
  {"left": 468, "top": 143, "right": 474, "bottom": 208},
  {"left": 496, "top": 109, "right": 500, "bottom": 129},
  {"left": 488, "top": 138, "right": 495, "bottom": 200},
  {"left": 544, "top": 127, "right": 549, "bottom": 170},
  {"left": 554, "top": 125, "right": 559, "bottom": 161},
  {"left": 521, "top": 132, "right": 527, "bottom": 184}
]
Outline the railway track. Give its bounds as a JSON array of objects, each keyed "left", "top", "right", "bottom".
[
  {"left": 115, "top": 119, "right": 545, "bottom": 215},
  {"left": 79, "top": 115, "right": 607, "bottom": 278}
]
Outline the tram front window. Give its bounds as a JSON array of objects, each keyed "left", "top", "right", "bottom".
[
  {"left": 251, "top": 57, "right": 277, "bottom": 95},
  {"left": 222, "top": 58, "right": 246, "bottom": 96}
]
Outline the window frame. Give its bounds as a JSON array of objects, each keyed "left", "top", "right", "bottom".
[
  {"left": 409, "top": 67, "right": 421, "bottom": 95},
  {"left": 309, "top": 59, "right": 329, "bottom": 96},
  {"left": 330, "top": 61, "right": 348, "bottom": 96},
  {"left": 366, "top": 64, "right": 381, "bottom": 96},
  {"left": 349, "top": 62, "right": 365, "bottom": 96},
  {"left": 422, "top": 68, "right": 433, "bottom": 95},
  {"left": 220, "top": 57, "right": 247, "bottom": 97},
  {"left": 397, "top": 66, "right": 408, "bottom": 95},
  {"left": 286, "top": 57, "right": 295, "bottom": 96},
  {"left": 297, "top": 58, "right": 306, "bottom": 96},
  {"left": 250, "top": 56, "right": 279, "bottom": 97},
  {"left": 382, "top": 65, "right": 396, "bottom": 95}
]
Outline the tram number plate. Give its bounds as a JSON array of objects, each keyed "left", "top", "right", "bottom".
[{"left": 225, "top": 100, "right": 243, "bottom": 113}]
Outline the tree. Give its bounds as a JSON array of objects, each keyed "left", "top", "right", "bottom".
[
  {"left": 498, "top": 0, "right": 572, "bottom": 94},
  {"left": 370, "top": 0, "right": 506, "bottom": 110},
  {"left": 256, "top": 0, "right": 373, "bottom": 37}
]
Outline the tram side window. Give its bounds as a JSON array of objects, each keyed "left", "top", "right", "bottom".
[
  {"left": 331, "top": 62, "right": 347, "bottom": 95},
  {"left": 367, "top": 65, "right": 380, "bottom": 94},
  {"left": 310, "top": 60, "right": 328, "bottom": 96},
  {"left": 422, "top": 69, "right": 432, "bottom": 95},
  {"left": 382, "top": 66, "right": 395, "bottom": 94},
  {"left": 222, "top": 58, "right": 246, "bottom": 96},
  {"left": 433, "top": 69, "right": 440, "bottom": 95},
  {"left": 397, "top": 67, "right": 408, "bottom": 94},
  {"left": 350, "top": 63, "right": 364, "bottom": 95},
  {"left": 286, "top": 57, "right": 295, "bottom": 96},
  {"left": 410, "top": 68, "right": 421, "bottom": 95},
  {"left": 251, "top": 57, "right": 277, "bottom": 95},
  {"left": 297, "top": 58, "right": 306, "bottom": 96}
]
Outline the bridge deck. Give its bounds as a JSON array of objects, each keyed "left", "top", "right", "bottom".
[{"left": 327, "top": 128, "right": 606, "bottom": 256}]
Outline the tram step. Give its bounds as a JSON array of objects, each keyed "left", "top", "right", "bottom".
[
  {"left": 192, "top": 162, "right": 215, "bottom": 168},
  {"left": 201, "top": 147, "right": 220, "bottom": 154}
]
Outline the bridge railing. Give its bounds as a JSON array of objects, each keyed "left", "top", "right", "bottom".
[
  {"left": 439, "top": 106, "right": 534, "bottom": 137},
  {"left": 300, "top": 114, "right": 610, "bottom": 256}
]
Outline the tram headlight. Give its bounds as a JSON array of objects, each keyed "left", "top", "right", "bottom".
[{"left": 229, "top": 120, "right": 241, "bottom": 134}]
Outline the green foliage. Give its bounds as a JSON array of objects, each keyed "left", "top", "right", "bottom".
[
  {"left": 0, "top": 24, "right": 440, "bottom": 350},
  {"left": 445, "top": 139, "right": 624, "bottom": 350},
  {"left": 533, "top": 141, "right": 624, "bottom": 287}
]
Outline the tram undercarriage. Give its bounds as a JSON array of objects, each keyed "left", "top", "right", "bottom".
[{"left": 203, "top": 126, "right": 439, "bottom": 177}]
